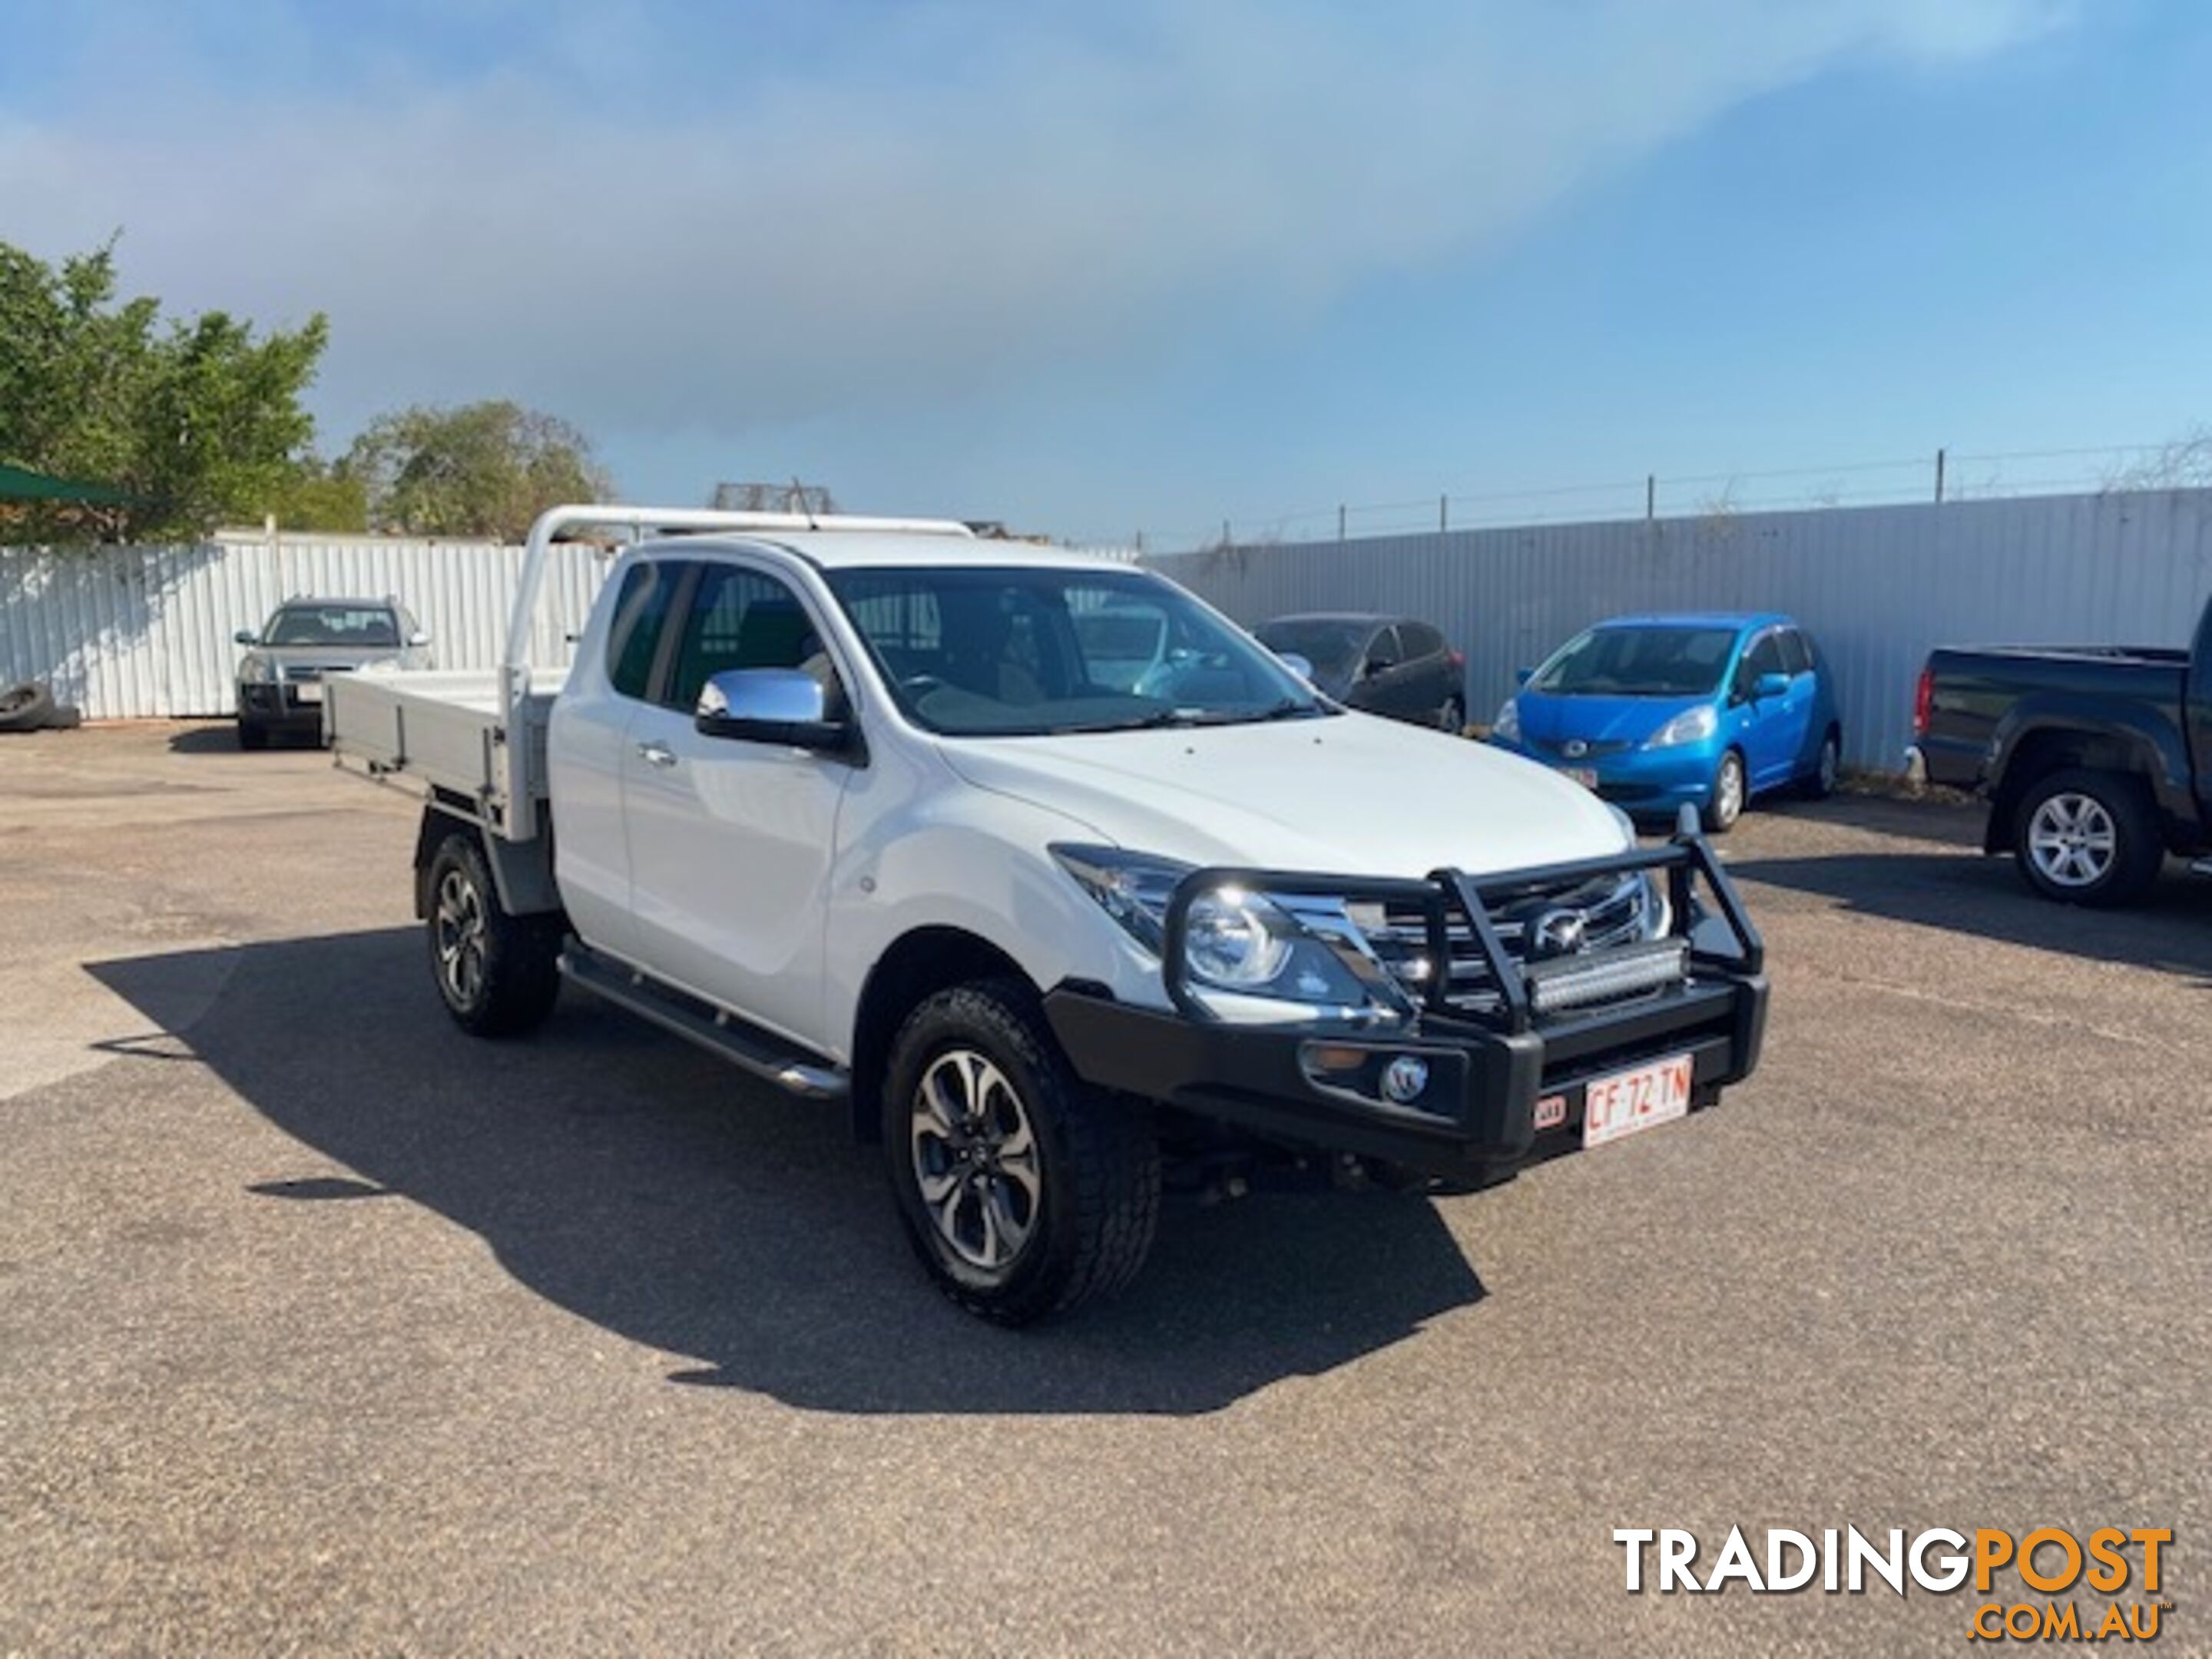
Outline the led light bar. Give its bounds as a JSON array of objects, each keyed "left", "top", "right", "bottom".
[{"left": 1524, "top": 939, "right": 1689, "bottom": 1015}]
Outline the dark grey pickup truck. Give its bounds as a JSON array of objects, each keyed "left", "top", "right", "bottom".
[{"left": 1909, "top": 594, "right": 2212, "bottom": 906}]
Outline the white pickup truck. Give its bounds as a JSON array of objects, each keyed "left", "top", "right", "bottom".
[{"left": 328, "top": 505, "right": 1769, "bottom": 1323}]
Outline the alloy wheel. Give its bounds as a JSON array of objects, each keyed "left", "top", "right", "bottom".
[
  {"left": 2026, "top": 793, "right": 2118, "bottom": 889},
  {"left": 434, "top": 866, "right": 488, "bottom": 1008},
  {"left": 910, "top": 1048, "right": 1041, "bottom": 1273}
]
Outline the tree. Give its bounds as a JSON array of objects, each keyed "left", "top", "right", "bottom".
[
  {"left": 346, "top": 401, "right": 612, "bottom": 541},
  {"left": 0, "top": 236, "right": 331, "bottom": 541}
]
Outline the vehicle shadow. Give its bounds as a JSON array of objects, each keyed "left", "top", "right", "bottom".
[
  {"left": 1730, "top": 846, "right": 2212, "bottom": 983},
  {"left": 164, "top": 723, "right": 245, "bottom": 754},
  {"left": 88, "top": 929, "right": 1485, "bottom": 1416},
  {"left": 1748, "top": 790, "right": 1984, "bottom": 848}
]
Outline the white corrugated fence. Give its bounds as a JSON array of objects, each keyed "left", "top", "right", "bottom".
[{"left": 0, "top": 535, "right": 614, "bottom": 720}]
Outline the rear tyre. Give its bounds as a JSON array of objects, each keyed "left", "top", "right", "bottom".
[
  {"left": 1437, "top": 696, "right": 1465, "bottom": 733},
  {"left": 2011, "top": 767, "right": 2163, "bottom": 908},
  {"left": 236, "top": 720, "right": 269, "bottom": 752},
  {"left": 883, "top": 979, "right": 1159, "bottom": 1325},
  {"left": 1703, "top": 749, "right": 1747, "bottom": 834},
  {"left": 424, "top": 830, "right": 565, "bottom": 1036},
  {"left": 1803, "top": 728, "right": 1841, "bottom": 800}
]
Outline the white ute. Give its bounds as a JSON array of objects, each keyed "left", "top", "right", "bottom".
[{"left": 329, "top": 505, "right": 1770, "bottom": 1323}]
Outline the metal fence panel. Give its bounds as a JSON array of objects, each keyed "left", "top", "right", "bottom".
[
  {"left": 1151, "top": 489, "right": 2212, "bottom": 774},
  {"left": 0, "top": 536, "right": 615, "bottom": 720}
]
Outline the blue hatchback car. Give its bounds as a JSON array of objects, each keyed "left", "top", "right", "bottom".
[{"left": 1488, "top": 613, "right": 1841, "bottom": 831}]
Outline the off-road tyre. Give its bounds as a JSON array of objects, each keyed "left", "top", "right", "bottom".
[
  {"left": 424, "top": 830, "right": 565, "bottom": 1036},
  {"left": 882, "top": 979, "right": 1159, "bottom": 1326},
  {"left": 2011, "top": 767, "right": 2163, "bottom": 908}
]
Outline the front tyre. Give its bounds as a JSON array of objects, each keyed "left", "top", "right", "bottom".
[
  {"left": 2012, "top": 767, "right": 2163, "bottom": 907},
  {"left": 1703, "top": 749, "right": 1747, "bottom": 833},
  {"left": 424, "top": 830, "right": 564, "bottom": 1036},
  {"left": 883, "top": 979, "right": 1159, "bottom": 1325}
]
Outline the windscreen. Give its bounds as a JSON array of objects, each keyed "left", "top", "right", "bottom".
[
  {"left": 1529, "top": 625, "right": 1738, "bottom": 697},
  {"left": 265, "top": 605, "right": 401, "bottom": 648},
  {"left": 1253, "top": 618, "right": 1369, "bottom": 680},
  {"left": 828, "top": 566, "right": 1326, "bottom": 737}
]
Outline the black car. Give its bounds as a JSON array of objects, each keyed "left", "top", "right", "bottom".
[
  {"left": 1255, "top": 612, "right": 1465, "bottom": 730},
  {"left": 1910, "top": 589, "right": 2212, "bottom": 906}
]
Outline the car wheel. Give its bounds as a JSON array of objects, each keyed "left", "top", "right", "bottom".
[
  {"left": 1435, "top": 696, "right": 1465, "bottom": 733},
  {"left": 2011, "top": 767, "right": 2163, "bottom": 907},
  {"left": 424, "top": 830, "right": 565, "bottom": 1035},
  {"left": 237, "top": 720, "right": 269, "bottom": 751},
  {"left": 884, "top": 979, "right": 1158, "bottom": 1326},
  {"left": 1804, "top": 729, "right": 1840, "bottom": 800},
  {"left": 1703, "top": 749, "right": 1747, "bottom": 833}
]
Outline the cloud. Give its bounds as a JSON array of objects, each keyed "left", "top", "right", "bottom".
[{"left": 0, "top": 1, "right": 2074, "bottom": 452}]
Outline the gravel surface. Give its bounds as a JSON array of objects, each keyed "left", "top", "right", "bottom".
[{"left": 3, "top": 722, "right": 2207, "bottom": 1655}]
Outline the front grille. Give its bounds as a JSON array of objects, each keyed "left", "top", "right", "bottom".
[
  {"left": 1532, "top": 736, "right": 1633, "bottom": 759},
  {"left": 283, "top": 664, "right": 344, "bottom": 683},
  {"left": 1355, "top": 869, "right": 1663, "bottom": 1018}
]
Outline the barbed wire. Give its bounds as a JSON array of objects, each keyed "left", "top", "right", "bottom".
[{"left": 1133, "top": 438, "right": 2207, "bottom": 555}]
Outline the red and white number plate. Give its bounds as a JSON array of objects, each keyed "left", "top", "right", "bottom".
[{"left": 1581, "top": 1052, "right": 1694, "bottom": 1150}]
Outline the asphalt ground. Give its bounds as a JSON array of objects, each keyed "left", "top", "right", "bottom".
[{"left": 3, "top": 722, "right": 2208, "bottom": 1656}]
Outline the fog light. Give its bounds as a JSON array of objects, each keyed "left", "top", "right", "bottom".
[{"left": 1382, "top": 1055, "right": 1429, "bottom": 1103}]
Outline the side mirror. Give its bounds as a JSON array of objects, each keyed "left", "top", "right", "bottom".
[
  {"left": 233, "top": 630, "right": 259, "bottom": 647},
  {"left": 406, "top": 631, "right": 432, "bottom": 648},
  {"left": 1514, "top": 666, "right": 1533, "bottom": 687},
  {"left": 1752, "top": 671, "right": 1790, "bottom": 701},
  {"left": 1363, "top": 651, "right": 1399, "bottom": 678},
  {"left": 1274, "top": 651, "right": 1315, "bottom": 682},
  {"left": 695, "top": 668, "right": 854, "bottom": 754}
]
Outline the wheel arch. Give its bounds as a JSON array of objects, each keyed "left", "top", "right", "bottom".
[
  {"left": 412, "top": 795, "right": 563, "bottom": 920},
  {"left": 849, "top": 927, "right": 1038, "bottom": 1144},
  {"left": 1984, "top": 717, "right": 2177, "bottom": 855}
]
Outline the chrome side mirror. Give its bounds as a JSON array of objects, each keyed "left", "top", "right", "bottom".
[
  {"left": 695, "top": 668, "right": 855, "bottom": 754},
  {"left": 406, "top": 631, "right": 432, "bottom": 648}
]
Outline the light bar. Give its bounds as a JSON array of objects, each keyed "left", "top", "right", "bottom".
[{"left": 1525, "top": 939, "right": 1688, "bottom": 1015}]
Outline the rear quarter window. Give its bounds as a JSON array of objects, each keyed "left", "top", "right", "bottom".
[{"left": 606, "top": 560, "right": 680, "bottom": 700}]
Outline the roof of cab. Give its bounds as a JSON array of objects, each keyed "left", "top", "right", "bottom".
[{"left": 631, "top": 529, "right": 1141, "bottom": 574}]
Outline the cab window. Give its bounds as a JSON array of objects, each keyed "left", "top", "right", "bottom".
[
  {"left": 606, "top": 560, "right": 680, "bottom": 701},
  {"left": 664, "top": 565, "right": 843, "bottom": 714}
]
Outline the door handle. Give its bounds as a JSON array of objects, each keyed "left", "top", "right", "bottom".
[{"left": 637, "top": 740, "right": 677, "bottom": 768}]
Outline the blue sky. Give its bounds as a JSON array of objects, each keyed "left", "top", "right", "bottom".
[{"left": 3, "top": 1, "right": 2207, "bottom": 545}]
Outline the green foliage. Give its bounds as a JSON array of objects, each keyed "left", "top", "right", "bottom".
[
  {"left": 346, "top": 401, "right": 612, "bottom": 541},
  {"left": 264, "top": 456, "right": 369, "bottom": 533},
  {"left": 0, "top": 236, "right": 333, "bottom": 541}
]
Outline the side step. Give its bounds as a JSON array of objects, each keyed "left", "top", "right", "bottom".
[{"left": 558, "top": 946, "right": 848, "bottom": 1101}]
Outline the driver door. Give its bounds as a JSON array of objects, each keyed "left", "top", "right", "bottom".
[{"left": 620, "top": 559, "right": 859, "bottom": 1050}]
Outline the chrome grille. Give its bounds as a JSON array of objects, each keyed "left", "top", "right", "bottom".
[{"left": 1356, "top": 869, "right": 1663, "bottom": 1016}]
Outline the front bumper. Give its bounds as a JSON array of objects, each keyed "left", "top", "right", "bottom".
[
  {"left": 1042, "top": 825, "right": 1769, "bottom": 1183},
  {"left": 237, "top": 684, "right": 327, "bottom": 729},
  {"left": 1488, "top": 735, "right": 1716, "bottom": 814}
]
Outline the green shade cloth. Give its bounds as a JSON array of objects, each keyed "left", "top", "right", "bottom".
[{"left": 0, "top": 462, "right": 137, "bottom": 505}]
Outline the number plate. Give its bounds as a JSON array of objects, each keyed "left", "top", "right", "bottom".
[
  {"left": 293, "top": 680, "right": 323, "bottom": 704},
  {"left": 1581, "top": 1053, "right": 1694, "bottom": 1150}
]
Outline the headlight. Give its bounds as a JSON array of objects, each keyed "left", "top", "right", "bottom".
[
  {"left": 238, "top": 654, "right": 276, "bottom": 684},
  {"left": 1647, "top": 704, "right": 1717, "bottom": 748},
  {"left": 1051, "top": 845, "right": 1410, "bottom": 1025},
  {"left": 1492, "top": 698, "right": 1521, "bottom": 743}
]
